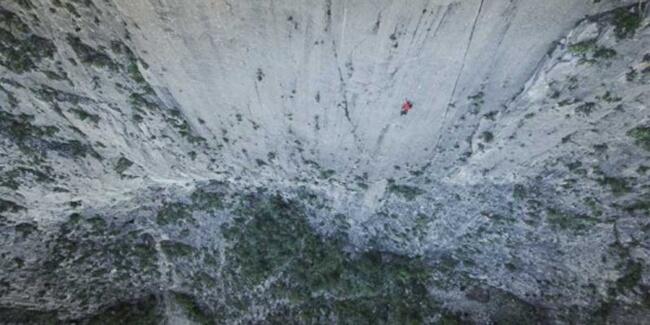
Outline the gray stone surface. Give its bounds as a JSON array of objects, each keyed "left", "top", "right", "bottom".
[{"left": 0, "top": 0, "right": 649, "bottom": 323}]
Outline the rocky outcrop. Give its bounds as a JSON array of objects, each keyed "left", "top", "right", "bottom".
[{"left": 0, "top": 0, "right": 649, "bottom": 323}]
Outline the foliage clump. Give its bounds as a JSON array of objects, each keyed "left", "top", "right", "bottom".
[
  {"left": 156, "top": 202, "right": 195, "bottom": 226},
  {"left": 0, "top": 198, "right": 26, "bottom": 213},
  {"left": 160, "top": 240, "right": 195, "bottom": 257},
  {"left": 190, "top": 183, "right": 226, "bottom": 210},
  {"left": 386, "top": 179, "right": 425, "bottom": 201},
  {"left": 546, "top": 208, "right": 597, "bottom": 233},
  {"left": 616, "top": 261, "right": 643, "bottom": 293},
  {"left": 597, "top": 176, "right": 631, "bottom": 196},
  {"left": 613, "top": 7, "right": 643, "bottom": 39},
  {"left": 172, "top": 292, "right": 213, "bottom": 324},
  {"left": 66, "top": 34, "right": 117, "bottom": 70},
  {"left": 0, "top": 111, "right": 59, "bottom": 151},
  {"left": 468, "top": 91, "right": 485, "bottom": 114},
  {"left": 0, "top": 307, "right": 59, "bottom": 325},
  {"left": 223, "top": 194, "right": 441, "bottom": 323},
  {"left": 0, "top": 9, "right": 56, "bottom": 73},
  {"left": 480, "top": 131, "right": 494, "bottom": 143},
  {"left": 83, "top": 295, "right": 161, "bottom": 325},
  {"left": 114, "top": 157, "right": 134, "bottom": 174},
  {"left": 627, "top": 126, "right": 650, "bottom": 151},
  {"left": 70, "top": 107, "right": 100, "bottom": 123},
  {"left": 568, "top": 39, "right": 616, "bottom": 64},
  {"left": 0, "top": 166, "right": 54, "bottom": 190}
]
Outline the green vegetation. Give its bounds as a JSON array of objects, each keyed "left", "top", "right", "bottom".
[
  {"left": 156, "top": 202, "right": 196, "bottom": 226},
  {"left": 601, "top": 91, "right": 622, "bottom": 103},
  {"left": 0, "top": 9, "right": 56, "bottom": 73},
  {"left": 160, "top": 240, "right": 195, "bottom": 257},
  {"left": 14, "top": 222, "right": 37, "bottom": 237},
  {"left": 190, "top": 271, "right": 218, "bottom": 290},
  {"left": 14, "top": 0, "right": 35, "bottom": 10},
  {"left": 488, "top": 289, "right": 547, "bottom": 325},
  {"left": 223, "top": 194, "right": 441, "bottom": 323},
  {"left": 190, "top": 183, "right": 225, "bottom": 210},
  {"left": 0, "top": 8, "right": 28, "bottom": 35},
  {"left": 124, "top": 46, "right": 149, "bottom": 87},
  {"left": 597, "top": 176, "right": 631, "bottom": 196},
  {"left": 0, "top": 307, "right": 58, "bottom": 325},
  {"left": 0, "top": 111, "right": 59, "bottom": 152},
  {"left": 43, "top": 69, "right": 70, "bottom": 82},
  {"left": 626, "top": 68, "right": 637, "bottom": 81},
  {"left": 593, "top": 47, "right": 617, "bottom": 59},
  {"left": 627, "top": 126, "right": 650, "bottom": 151},
  {"left": 624, "top": 195, "right": 650, "bottom": 215},
  {"left": 575, "top": 102, "right": 596, "bottom": 116},
  {"left": 66, "top": 34, "right": 117, "bottom": 70},
  {"left": 45, "top": 212, "right": 160, "bottom": 292},
  {"left": 613, "top": 7, "right": 643, "bottom": 39},
  {"left": 480, "top": 131, "right": 494, "bottom": 143},
  {"left": 0, "top": 166, "right": 54, "bottom": 189},
  {"left": 129, "top": 92, "right": 157, "bottom": 111},
  {"left": 468, "top": 91, "right": 484, "bottom": 113},
  {"left": 568, "top": 39, "right": 596, "bottom": 55},
  {"left": 64, "top": 2, "right": 81, "bottom": 18},
  {"left": 0, "top": 198, "right": 25, "bottom": 213},
  {"left": 117, "top": 46, "right": 207, "bottom": 146},
  {"left": 546, "top": 208, "right": 597, "bottom": 233},
  {"left": 386, "top": 179, "right": 425, "bottom": 201},
  {"left": 616, "top": 261, "right": 642, "bottom": 292},
  {"left": 319, "top": 168, "right": 336, "bottom": 179},
  {"left": 114, "top": 157, "right": 134, "bottom": 174},
  {"left": 568, "top": 39, "right": 616, "bottom": 63},
  {"left": 355, "top": 174, "right": 369, "bottom": 189},
  {"left": 69, "top": 107, "right": 100, "bottom": 123},
  {"left": 482, "top": 211, "right": 516, "bottom": 225},
  {"left": 83, "top": 295, "right": 161, "bottom": 325},
  {"left": 172, "top": 292, "right": 212, "bottom": 325},
  {"left": 513, "top": 184, "right": 526, "bottom": 200},
  {"left": 32, "top": 85, "right": 85, "bottom": 105},
  {"left": 165, "top": 113, "right": 207, "bottom": 145},
  {"left": 0, "top": 84, "right": 18, "bottom": 107},
  {"left": 50, "top": 139, "right": 101, "bottom": 159},
  {"left": 584, "top": 197, "right": 603, "bottom": 217}
]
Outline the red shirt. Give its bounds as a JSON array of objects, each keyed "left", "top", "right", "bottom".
[{"left": 402, "top": 101, "right": 413, "bottom": 113}]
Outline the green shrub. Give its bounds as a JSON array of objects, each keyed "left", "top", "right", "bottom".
[
  {"left": 83, "top": 295, "right": 161, "bottom": 325},
  {"left": 627, "top": 126, "right": 650, "bottom": 151},
  {"left": 114, "top": 157, "right": 134, "bottom": 174},
  {"left": 69, "top": 107, "right": 100, "bottom": 123},
  {"left": 224, "top": 194, "right": 441, "bottom": 323},
  {"left": 546, "top": 208, "right": 597, "bottom": 233},
  {"left": 386, "top": 179, "right": 425, "bottom": 201},
  {"left": 480, "top": 131, "right": 494, "bottom": 143},
  {"left": 568, "top": 39, "right": 596, "bottom": 54},
  {"left": 160, "top": 240, "right": 195, "bottom": 257},
  {"left": 172, "top": 292, "right": 212, "bottom": 325},
  {"left": 0, "top": 198, "right": 26, "bottom": 213},
  {"left": 66, "top": 34, "right": 117, "bottom": 70},
  {"left": 156, "top": 202, "right": 195, "bottom": 226},
  {"left": 598, "top": 176, "right": 631, "bottom": 196},
  {"left": 0, "top": 10, "right": 56, "bottom": 73},
  {"left": 613, "top": 7, "right": 642, "bottom": 39}
]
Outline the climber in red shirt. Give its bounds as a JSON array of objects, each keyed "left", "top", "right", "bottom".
[{"left": 401, "top": 99, "right": 413, "bottom": 116}]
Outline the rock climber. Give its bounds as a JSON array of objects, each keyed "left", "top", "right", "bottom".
[{"left": 401, "top": 99, "right": 413, "bottom": 116}]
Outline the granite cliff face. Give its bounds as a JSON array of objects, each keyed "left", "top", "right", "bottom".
[{"left": 0, "top": 0, "right": 649, "bottom": 323}]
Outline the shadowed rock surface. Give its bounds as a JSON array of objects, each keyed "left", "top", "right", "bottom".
[{"left": 0, "top": 0, "right": 649, "bottom": 323}]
